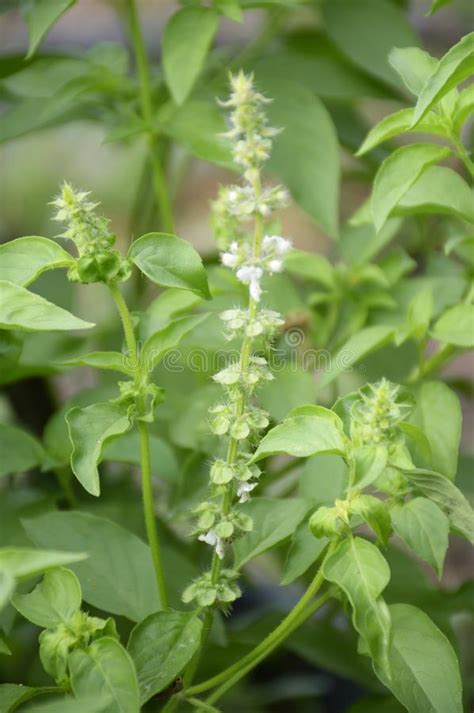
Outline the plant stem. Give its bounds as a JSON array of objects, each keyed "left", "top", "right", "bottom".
[
  {"left": 125, "top": 0, "right": 175, "bottom": 234},
  {"left": 109, "top": 282, "right": 169, "bottom": 608},
  {"left": 186, "top": 542, "right": 337, "bottom": 700},
  {"left": 450, "top": 132, "right": 474, "bottom": 178}
]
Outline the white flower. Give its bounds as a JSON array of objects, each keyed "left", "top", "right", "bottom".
[
  {"left": 268, "top": 259, "right": 283, "bottom": 273},
  {"left": 198, "top": 530, "right": 225, "bottom": 559},
  {"left": 236, "top": 265, "right": 262, "bottom": 283},
  {"left": 237, "top": 481, "right": 257, "bottom": 503},
  {"left": 263, "top": 235, "right": 292, "bottom": 255},
  {"left": 221, "top": 252, "right": 238, "bottom": 268},
  {"left": 249, "top": 278, "right": 263, "bottom": 301}
]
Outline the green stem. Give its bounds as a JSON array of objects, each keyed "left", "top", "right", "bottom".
[
  {"left": 125, "top": 0, "right": 175, "bottom": 234},
  {"left": 186, "top": 542, "right": 337, "bottom": 699},
  {"left": 109, "top": 282, "right": 169, "bottom": 608},
  {"left": 450, "top": 132, "right": 474, "bottom": 178}
]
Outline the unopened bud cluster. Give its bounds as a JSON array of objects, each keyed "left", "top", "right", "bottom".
[
  {"left": 350, "top": 379, "right": 410, "bottom": 448},
  {"left": 52, "top": 182, "right": 131, "bottom": 284},
  {"left": 185, "top": 74, "right": 292, "bottom": 607}
]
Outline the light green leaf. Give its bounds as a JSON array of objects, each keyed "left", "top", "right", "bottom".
[
  {"left": 143, "top": 313, "right": 209, "bottom": 371},
  {"left": 431, "top": 303, "right": 474, "bottom": 347},
  {"left": 412, "top": 32, "right": 474, "bottom": 126},
  {"left": 375, "top": 604, "right": 463, "bottom": 713},
  {"left": 128, "top": 610, "right": 202, "bottom": 702},
  {"left": 371, "top": 144, "right": 450, "bottom": 232},
  {"left": 215, "top": 0, "right": 243, "bottom": 22},
  {"left": 0, "top": 423, "right": 44, "bottom": 477},
  {"left": 25, "top": 696, "right": 108, "bottom": 713},
  {"left": 281, "top": 521, "right": 328, "bottom": 585},
  {"left": 403, "top": 468, "right": 474, "bottom": 543},
  {"left": 299, "top": 454, "right": 347, "bottom": 505},
  {"left": 162, "top": 7, "right": 218, "bottom": 104},
  {"left": 410, "top": 381, "right": 461, "bottom": 480},
  {"left": 322, "top": 537, "right": 391, "bottom": 678},
  {"left": 320, "top": 325, "right": 394, "bottom": 387},
  {"left": 0, "top": 237, "right": 73, "bottom": 286},
  {"left": 234, "top": 497, "right": 310, "bottom": 568},
  {"left": 66, "top": 402, "right": 132, "bottom": 496},
  {"left": 352, "top": 446, "right": 388, "bottom": 490},
  {"left": 453, "top": 84, "right": 474, "bottom": 132},
  {"left": 356, "top": 108, "right": 446, "bottom": 156},
  {"left": 388, "top": 47, "right": 438, "bottom": 96},
  {"left": 0, "top": 281, "right": 94, "bottom": 332},
  {"left": 11, "top": 567, "right": 81, "bottom": 628},
  {"left": 352, "top": 495, "right": 392, "bottom": 546},
  {"left": 57, "top": 351, "right": 133, "bottom": 375},
  {"left": 391, "top": 498, "right": 449, "bottom": 577},
  {"left": 20, "top": 0, "right": 76, "bottom": 57},
  {"left": 252, "top": 415, "right": 346, "bottom": 462},
  {"left": 103, "top": 431, "right": 178, "bottom": 483},
  {"left": 429, "top": 0, "right": 453, "bottom": 13},
  {"left": 284, "top": 249, "right": 335, "bottom": 288},
  {"left": 264, "top": 79, "right": 340, "bottom": 238},
  {"left": 0, "top": 569, "right": 14, "bottom": 610},
  {"left": 0, "top": 548, "right": 86, "bottom": 581},
  {"left": 23, "top": 512, "right": 161, "bottom": 621},
  {"left": 259, "top": 366, "right": 318, "bottom": 423},
  {"left": 395, "top": 166, "right": 474, "bottom": 223},
  {"left": 323, "top": 0, "right": 417, "bottom": 89},
  {"left": 396, "top": 286, "right": 433, "bottom": 345},
  {"left": 0, "top": 685, "right": 64, "bottom": 713},
  {"left": 69, "top": 637, "right": 140, "bottom": 713},
  {"left": 129, "top": 233, "right": 210, "bottom": 299}
]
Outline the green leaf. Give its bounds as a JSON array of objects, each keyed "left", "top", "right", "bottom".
[
  {"left": 23, "top": 512, "right": 161, "bottom": 621},
  {"left": 412, "top": 32, "right": 474, "bottom": 126},
  {"left": 410, "top": 381, "right": 461, "bottom": 480},
  {"left": 57, "top": 351, "right": 133, "bottom": 375},
  {"left": 259, "top": 365, "right": 318, "bottom": 423},
  {"left": 264, "top": 79, "right": 340, "bottom": 238},
  {"left": 103, "top": 431, "right": 178, "bottom": 483},
  {"left": 284, "top": 249, "right": 335, "bottom": 288},
  {"left": 396, "top": 286, "right": 433, "bottom": 345},
  {"left": 69, "top": 637, "right": 140, "bottom": 713},
  {"left": 214, "top": 0, "right": 243, "bottom": 22},
  {"left": 234, "top": 497, "right": 309, "bottom": 568},
  {"left": 403, "top": 468, "right": 474, "bottom": 543},
  {"left": 356, "top": 108, "right": 446, "bottom": 156},
  {"left": 0, "top": 423, "right": 44, "bottom": 477},
  {"left": 352, "top": 446, "right": 388, "bottom": 490},
  {"left": 66, "top": 402, "right": 132, "bottom": 496},
  {"left": 0, "top": 569, "right": 14, "bottom": 610},
  {"left": 388, "top": 47, "right": 438, "bottom": 96},
  {"left": 371, "top": 144, "right": 450, "bottom": 232},
  {"left": 395, "top": 166, "right": 474, "bottom": 223},
  {"left": 128, "top": 610, "right": 202, "bottom": 702},
  {"left": 252, "top": 415, "right": 346, "bottom": 462},
  {"left": 452, "top": 84, "right": 474, "bottom": 132},
  {"left": 431, "top": 303, "right": 474, "bottom": 347},
  {"left": 391, "top": 498, "right": 449, "bottom": 577},
  {"left": 11, "top": 566, "right": 81, "bottom": 628},
  {"left": 129, "top": 233, "right": 210, "bottom": 299},
  {"left": 0, "top": 280, "right": 94, "bottom": 332},
  {"left": 0, "top": 237, "right": 73, "bottom": 286},
  {"left": 20, "top": 0, "right": 76, "bottom": 57},
  {"left": 322, "top": 0, "right": 417, "bottom": 89},
  {"left": 322, "top": 537, "right": 392, "bottom": 678},
  {"left": 162, "top": 7, "right": 219, "bottom": 104},
  {"left": 0, "top": 547, "right": 86, "bottom": 581},
  {"left": 0, "top": 685, "right": 64, "bottom": 713},
  {"left": 352, "top": 495, "right": 392, "bottom": 546},
  {"left": 143, "top": 313, "right": 209, "bottom": 371},
  {"left": 25, "top": 696, "right": 108, "bottom": 713},
  {"left": 375, "top": 604, "right": 463, "bottom": 713},
  {"left": 281, "top": 521, "right": 328, "bottom": 585},
  {"left": 320, "top": 325, "right": 394, "bottom": 387}
]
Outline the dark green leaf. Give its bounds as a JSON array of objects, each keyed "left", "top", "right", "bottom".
[
  {"left": 143, "top": 313, "right": 209, "bottom": 371},
  {"left": 320, "top": 325, "right": 394, "bottom": 387},
  {"left": 0, "top": 547, "right": 86, "bottom": 581},
  {"left": 0, "top": 423, "right": 44, "bottom": 477},
  {"left": 57, "top": 351, "right": 133, "bottom": 375},
  {"left": 129, "top": 233, "right": 210, "bottom": 299},
  {"left": 281, "top": 521, "right": 328, "bottom": 585},
  {"left": 23, "top": 512, "right": 161, "bottom": 620},
  {"left": 103, "top": 431, "right": 178, "bottom": 483},
  {"left": 128, "top": 610, "right": 202, "bottom": 702},
  {"left": 284, "top": 249, "right": 335, "bottom": 288}
]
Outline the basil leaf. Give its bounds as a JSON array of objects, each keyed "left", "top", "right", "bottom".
[
  {"left": 0, "top": 237, "right": 73, "bottom": 286},
  {"left": 11, "top": 567, "right": 81, "bottom": 628},
  {"left": 391, "top": 498, "right": 449, "bottom": 577}
]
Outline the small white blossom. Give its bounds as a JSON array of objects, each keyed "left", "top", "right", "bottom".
[
  {"left": 237, "top": 481, "right": 257, "bottom": 503},
  {"left": 268, "top": 259, "right": 283, "bottom": 273},
  {"left": 198, "top": 531, "right": 225, "bottom": 559},
  {"left": 221, "top": 252, "right": 238, "bottom": 268}
]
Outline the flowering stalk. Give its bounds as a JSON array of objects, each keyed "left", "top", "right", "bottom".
[{"left": 181, "top": 73, "right": 291, "bottom": 613}]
